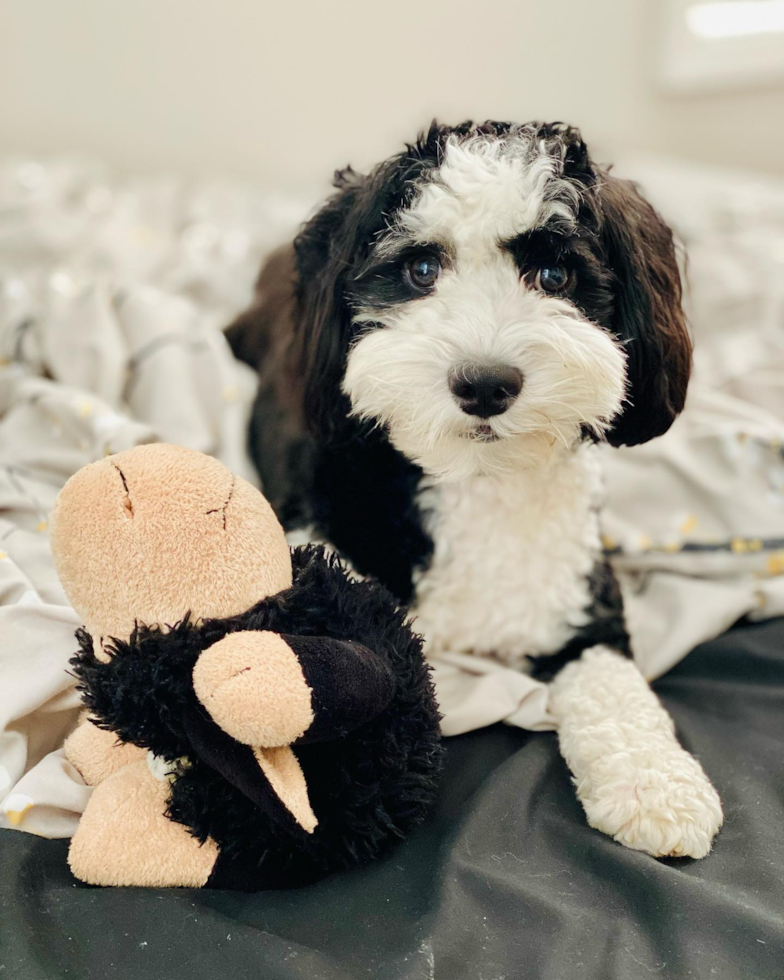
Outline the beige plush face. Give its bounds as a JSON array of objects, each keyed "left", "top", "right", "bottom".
[{"left": 50, "top": 444, "right": 292, "bottom": 651}]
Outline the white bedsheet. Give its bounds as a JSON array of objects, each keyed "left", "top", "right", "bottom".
[{"left": 1, "top": 155, "right": 783, "bottom": 838}]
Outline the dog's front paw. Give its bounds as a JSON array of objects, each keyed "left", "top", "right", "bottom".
[
  {"left": 578, "top": 748, "right": 723, "bottom": 859},
  {"left": 551, "top": 647, "right": 723, "bottom": 859}
]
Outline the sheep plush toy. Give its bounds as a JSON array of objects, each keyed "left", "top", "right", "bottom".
[{"left": 50, "top": 443, "right": 442, "bottom": 889}]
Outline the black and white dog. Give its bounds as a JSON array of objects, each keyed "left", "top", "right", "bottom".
[{"left": 228, "top": 121, "right": 723, "bottom": 858}]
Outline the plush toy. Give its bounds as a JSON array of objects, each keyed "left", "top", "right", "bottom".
[{"left": 50, "top": 443, "right": 442, "bottom": 889}]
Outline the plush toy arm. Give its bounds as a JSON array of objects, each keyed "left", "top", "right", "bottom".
[
  {"left": 285, "top": 633, "right": 396, "bottom": 744},
  {"left": 192, "top": 630, "right": 395, "bottom": 748}
]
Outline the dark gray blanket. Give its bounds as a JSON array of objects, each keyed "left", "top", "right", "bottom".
[{"left": 1, "top": 618, "right": 782, "bottom": 980}]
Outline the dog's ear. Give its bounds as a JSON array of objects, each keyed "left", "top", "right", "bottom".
[
  {"left": 225, "top": 245, "right": 296, "bottom": 371},
  {"left": 597, "top": 175, "right": 692, "bottom": 447},
  {"left": 293, "top": 167, "right": 371, "bottom": 436},
  {"left": 294, "top": 156, "right": 425, "bottom": 436}
]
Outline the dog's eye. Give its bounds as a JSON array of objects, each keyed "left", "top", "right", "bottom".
[
  {"left": 534, "top": 265, "right": 571, "bottom": 293},
  {"left": 405, "top": 254, "right": 441, "bottom": 290}
]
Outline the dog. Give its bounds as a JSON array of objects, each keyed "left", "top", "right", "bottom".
[{"left": 227, "top": 120, "right": 723, "bottom": 858}]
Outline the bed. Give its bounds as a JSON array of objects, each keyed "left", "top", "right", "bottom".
[{"left": 1, "top": 155, "right": 783, "bottom": 980}]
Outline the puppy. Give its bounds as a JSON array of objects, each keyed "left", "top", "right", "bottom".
[{"left": 228, "top": 121, "right": 723, "bottom": 858}]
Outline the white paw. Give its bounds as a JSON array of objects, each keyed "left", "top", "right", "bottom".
[
  {"left": 578, "top": 749, "right": 724, "bottom": 859},
  {"left": 551, "top": 647, "right": 724, "bottom": 859}
]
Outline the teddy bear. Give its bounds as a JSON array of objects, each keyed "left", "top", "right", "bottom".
[{"left": 50, "top": 443, "right": 442, "bottom": 889}]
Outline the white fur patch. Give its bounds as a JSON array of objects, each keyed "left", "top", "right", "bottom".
[
  {"left": 413, "top": 443, "right": 602, "bottom": 663},
  {"left": 549, "top": 646, "right": 723, "bottom": 858},
  {"left": 384, "top": 134, "right": 580, "bottom": 256}
]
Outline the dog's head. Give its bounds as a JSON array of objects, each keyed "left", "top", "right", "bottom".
[{"left": 294, "top": 121, "right": 691, "bottom": 481}]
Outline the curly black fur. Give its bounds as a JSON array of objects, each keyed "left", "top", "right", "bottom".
[{"left": 70, "top": 545, "right": 443, "bottom": 890}]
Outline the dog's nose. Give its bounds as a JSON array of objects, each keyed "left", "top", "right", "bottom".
[{"left": 449, "top": 365, "right": 524, "bottom": 418}]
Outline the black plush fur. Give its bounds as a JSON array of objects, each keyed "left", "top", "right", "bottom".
[{"left": 70, "top": 545, "right": 443, "bottom": 890}]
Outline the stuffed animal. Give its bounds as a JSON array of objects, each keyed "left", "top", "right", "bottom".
[{"left": 50, "top": 443, "right": 442, "bottom": 889}]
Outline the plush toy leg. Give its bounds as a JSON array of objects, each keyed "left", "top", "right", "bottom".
[
  {"left": 68, "top": 759, "right": 219, "bottom": 887},
  {"left": 549, "top": 646, "right": 723, "bottom": 859},
  {"left": 64, "top": 718, "right": 146, "bottom": 786}
]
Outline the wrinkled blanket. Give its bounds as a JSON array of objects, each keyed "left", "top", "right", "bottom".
[{"left": 1, "top": 155, "right": 783, "bottom": 838}]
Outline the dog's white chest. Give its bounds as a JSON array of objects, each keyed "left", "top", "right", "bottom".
[{"left": 412, "top": 446, "right": 603, "bottom": 665}]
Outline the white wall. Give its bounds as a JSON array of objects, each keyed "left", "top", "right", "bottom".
[{"left": 1, "top": 0, "right": 782, "bottom": 188}]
